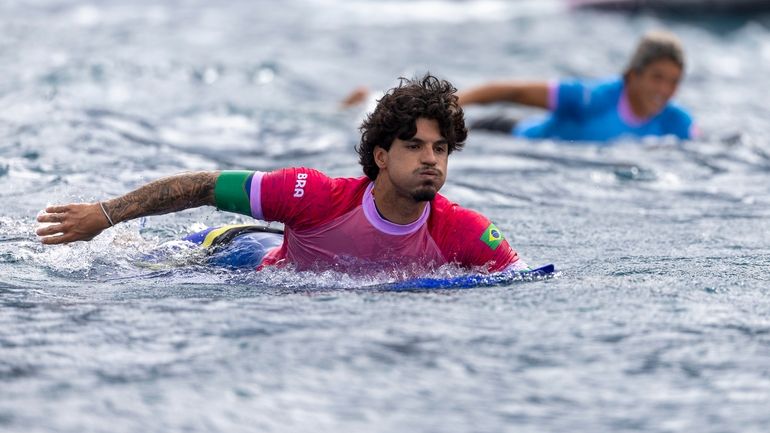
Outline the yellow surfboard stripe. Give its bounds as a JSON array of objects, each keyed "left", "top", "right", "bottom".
[{"left": 201, "top": 224, "right": 256, "bottom": 248}]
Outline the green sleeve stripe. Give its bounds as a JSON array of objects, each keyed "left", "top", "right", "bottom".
[{"left": 214, "top": 171, "right": 253, "bottom": 216}]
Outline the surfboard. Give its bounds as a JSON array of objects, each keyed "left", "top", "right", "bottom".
[
  {"left": 380, "top": 264, "right": 556, "bottom": 291},
  {"left": 185, "top": 225, "right": 556, "bottom": 289},
  {"left": 569, "top": 0, "right": 770, "bottom": 13}
]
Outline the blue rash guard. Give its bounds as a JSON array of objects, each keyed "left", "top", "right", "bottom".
[{"left": 514, "top": 77, "right": 696, "bottom": 142}]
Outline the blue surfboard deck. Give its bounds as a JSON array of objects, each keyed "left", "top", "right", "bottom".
[
  {"left": 182, "top": 226, "right": 556, "bottom": 290},
  {"left": 380, "top": 264, "right": 556, "bottom": 291}
]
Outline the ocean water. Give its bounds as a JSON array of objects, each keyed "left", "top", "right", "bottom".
[{"left": 2, "top": 1, "right": 770, "bottom": 432}]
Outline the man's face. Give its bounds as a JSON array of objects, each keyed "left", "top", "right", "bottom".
[
  {"left": 375, "top": 117, "right": 448, "bottom": 202},
  {"left": 627, "top": 58, "right": 682, "bottom": 117}
]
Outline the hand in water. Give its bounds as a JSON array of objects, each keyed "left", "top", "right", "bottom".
[
  {"left": 340, "top": 86, "right": 370, "bottom": 108},
  {"left": 36, "top": 203, "right": 111, "bottom": 245}
]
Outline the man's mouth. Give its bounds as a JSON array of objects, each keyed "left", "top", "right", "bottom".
[{"left": 418, "top": 169, "right": 440, "bottom": 178}]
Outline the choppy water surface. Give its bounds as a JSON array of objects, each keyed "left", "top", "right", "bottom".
[{"left": 2, "top": 1, "right": 770, "bottom": 432}]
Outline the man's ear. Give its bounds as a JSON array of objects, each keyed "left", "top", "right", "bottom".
[{"left": 374, "top": 146, "right": 388, "bottom": 169}]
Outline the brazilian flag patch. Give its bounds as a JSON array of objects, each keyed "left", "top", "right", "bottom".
[{"left": 480, "top": 223, "right": 504, "bottom": 250}]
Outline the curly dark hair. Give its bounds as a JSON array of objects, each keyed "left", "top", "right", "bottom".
[{"left": 356, "top": 73, "right": 467, "bottom": 180}]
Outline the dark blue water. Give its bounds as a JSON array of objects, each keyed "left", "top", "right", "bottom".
[{"left": 2, "top": 1, "right": 770, "bottom": 432}]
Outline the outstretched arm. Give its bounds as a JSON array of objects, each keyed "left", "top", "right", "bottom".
[
  {"left": 36, "top": 171, "right": 219, "bottom": 245},
  {"left": 457, "top": 81, "right": 551, "bottom": 109}
]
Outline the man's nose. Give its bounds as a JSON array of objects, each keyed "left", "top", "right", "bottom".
[
  {"left": 658, "top": 78, "right": 677, "bottom": 96},
  {"left": 421, "top": 146, "right": 438, "bottom": 165}
]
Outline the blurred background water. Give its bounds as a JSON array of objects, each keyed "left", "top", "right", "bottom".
[{"left": 1, "top": 1, "right": 770, "bottom": 432}]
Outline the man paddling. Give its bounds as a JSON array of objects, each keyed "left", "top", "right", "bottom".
[
  {"left": 37, "top": 74, "right": 528, "bottom": 275},
  {"left": 459, "top": 30, "right": 696, "bottom": 142}
]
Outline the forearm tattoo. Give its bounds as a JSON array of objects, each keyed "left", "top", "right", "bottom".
[{"left": 103, "top": 171, "right": 219, "bottom": 224}]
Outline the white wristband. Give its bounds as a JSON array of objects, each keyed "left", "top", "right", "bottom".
[{"left": 99, "top": 202, "right": 115, "bottom": 227}]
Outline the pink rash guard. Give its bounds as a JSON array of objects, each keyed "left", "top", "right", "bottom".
[{"left": 215, "top": 168, "right": 525, "bottom": 274}]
